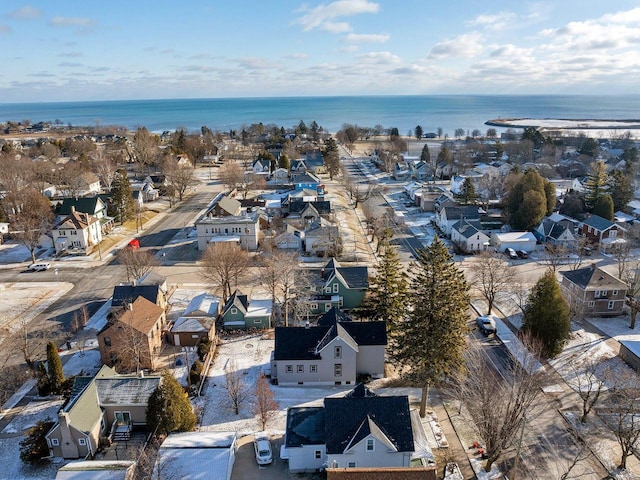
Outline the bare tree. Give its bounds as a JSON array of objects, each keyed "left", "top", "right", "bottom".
[
  {"left": 8, "top": 316, "right": 49, "bottom": 370},
  {"left": 261, "top": 250, "right": 299, "bottom": 326},
  {"left": 163, "top": 162, "right": 196, "bottom": 201},
  {"left": 199, "top": 243, "right": 250, "bottom": 302},
  {"left": 218, "top": 160, "right": 245, "bottom": 192},
  {"left": 453, "top": 339, "right": 545, "bottom": 472},
  {"left": 117, "top": 248, "right": 158, "bottom": 283},
  {"left": 4, "top": 188, "right": 53, "bottom": 263},
  {"left": 599, "top": 369, "right": 640, "bottom": 470},
  {"left": 543, "top": 244, "right": 569, "bottom": 272},
  {"left": 614, "top": 243, "right": 632, "bottom": 280},
  {"left": 70, "top": 305, "right": 90, "bottom": 334},
  {"left": 342, "top": 172, "right": 379, "bottom": 208},
  {"left": 132, "top": 127, "right": 159, "bottom": 174},
  {"left": 471, "top": 252, "right": 518, "bottom": 315},
  {"left": 572, "top": 359, "right": 606, "bottom": 423},
  {"left": 253, "top": 374, "right": 279, "bottom": 430},
  {"left": 91, "top": 150, "right": 118, "bottom": 191},
  {"left": 224, "top": 360, "right": 248, "bottom": 415}
]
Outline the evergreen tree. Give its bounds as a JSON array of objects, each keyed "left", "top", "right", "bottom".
[
  {"left": 584, "top": 160, "right": 609, "bottom": 211},
  {"left": 278, "top": 153, "right": 290, "bottom": 170},
  {"left": 391, "top": 237, "right": 470, "bottom": 416},
  {"left": 322, "top": 137, "right": 340, "bottom": 180},
  {"left": 543, "top": 180, "right": 556, "bottom": 215},
  {"left": 593, "top": 193, "right": 614, "bottom": 221},
  {"left": 356, "top": 242, "right": 408, "bottom": 333},
  {"left": 507, "top": 169, "right": 548, "bottom": 230},
  {"left": 622, "top": 147, "right": 639, "bottom": 176},
  {"left": 147, "top": 371, "right": 197, "bottom": 436},
  {"left": 111, "top": 169, "right": 134, "bottom": 224},
  {"left": 46, "top": 341, "right": 65, "bottom": 394},
  {"left": 414, "top": 125, "right": 423, "bottom": 140},
  {"left": 608, "top": 169, "right": 634, "bottom": 212},
  {"left": 523, "top": 270, "right": 570, "bottom": 358},
  {"left": 456, "top": 177, "right": 477, "bottom": 205},
  {"left": 420, "top": 143, "right": 430, "bottom": 164},
  {"left": 578, "top": 137, "right": 599, "bottom": 157},
  {"left": 20, "top": 420, "right": 55, "bottom": 463},
  {"left": 171, "top": 129, "right": 187, "bottom": 154}
]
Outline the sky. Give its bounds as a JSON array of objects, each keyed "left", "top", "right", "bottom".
[{"left": 2, "top": 0, "right": 640, "bottom": 102}]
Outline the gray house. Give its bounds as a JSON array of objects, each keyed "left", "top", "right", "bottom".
[
  {"left": 271, "top": 308, "right": 386, "bottom": 386},
  {"left": 561, "top": 265, "right": 628, "bottom": 316},
  {"left": 282, "top": 385, "right": 433, "bottom": 474}
]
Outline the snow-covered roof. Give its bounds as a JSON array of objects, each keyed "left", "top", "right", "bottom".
[
  {"left": 184, "top": 293, "right": 220, "bottom": 317},
  {"left": 56, "top": 460, "right": 135, "bottom": 480},
  {"left": 492, "top": 231, "right": 537, "bottom": 242},
  {"left": 156, "top": 432, "right": 236, "bottom": 480},
  {"left": 246, "top": 299, "right": 272, "bottom": 318}
]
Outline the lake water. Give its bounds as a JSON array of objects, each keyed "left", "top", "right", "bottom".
[{"left": 1, "top": 95, "right": 640, "bottom": 137}]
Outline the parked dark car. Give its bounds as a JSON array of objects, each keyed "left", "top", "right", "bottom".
[
  {"left": 476, "top": 315, "right": 498, "bottom": 334},
  {"left": 516, "top": 250, "right": 529, "bottom": 259}
]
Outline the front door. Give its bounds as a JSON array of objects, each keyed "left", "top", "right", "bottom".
[{"left": 115, "top": 411, "right": 131, "bottom": 426}]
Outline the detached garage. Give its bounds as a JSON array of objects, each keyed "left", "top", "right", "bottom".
[{"left": 490, "top": 231, "right": 537, "bottom": 253}]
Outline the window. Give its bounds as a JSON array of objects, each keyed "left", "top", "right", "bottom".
[
  {"left": 333, "top": 283, "right": 339, "bottom": 293},
  {"left": 311, "top": 303, "right": 318, "bottom": 310},
  {"left": 613, "top": 290, "right": 619, "bottom": 296},
  {"left": 366, "top": 439, "right": 375, "bottom": 451},
  {"left": 325, "top": 286, "right": 331, "bottom": 294},
  {"left": 325, "top": 304, "right": 331, "bottom": 312},
  {"left": 254, "top": 318, "right": 262, "bottom": 324},
  {"left": 339, "top": 296, "right": 344, "bottom": 307},
  {"left": 192, "top": 334, "right": 200, "bottom": 339},
  {"left": 588, "top": 301, "right": 595, "bottom": 307},
  {"left": 610, "top": 230, "right": 617, "bottom": 238},
  {"left": 310, "top": 365, "right": 317, "bottom": 373},
  {"left": 334, "top": 364, "right": 342, "bottom": 377},
  {"left": 231, "top": 308, "right": 237, "bottom": 314},
  {"left": 78, "top": 438, "right": 86, "bottom": 446},
  {"left": 348, "top": 462, "right": 356, "bottom": 468},
  {"left": 297, "top": 365, "right": 304, "bottom": 373},
  {"left": 103, "top": 337, "right": 111, "bottom": 347},
  {"left": 285, "top": 365, "right": 293, "bottom": 373},
  {"left": 608, "top": 300, "right": 615, "bottom": 310},
  {"left": 315, "top": 450, "right": 322, "bottom": 459},
  {"left": 51, "top": 438, "right": 59, "bottom": 446},
  {"left": 334, "top": 346, "right": 342, "bottom": 359}
]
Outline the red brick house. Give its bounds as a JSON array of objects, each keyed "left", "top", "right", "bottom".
[{"left": 578, "top": 214, "right": 626, "bottom": 252}]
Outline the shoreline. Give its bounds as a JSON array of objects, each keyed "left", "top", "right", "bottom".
[{"left": 486, "top": 118, "right": 640, "bottom": 130}]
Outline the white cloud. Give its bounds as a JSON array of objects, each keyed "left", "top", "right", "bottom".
[
  {"left": 287, "top": 53, "right": 309, "bottom": 60},
  {"left": 293, "top": 0, "right": 379, "bottom": 32},
  {"left": 345, "top": 32, "right": 389, "bottom": 43},
  {"left": 5, "top": 6, "right": 42, "bottom": 19},
  {"left": 428, "top": 33, "right": 484, "bottom": 60},
  {"left": 466, "top": 12, "right": 515, "bottom": 31},
  {"left": 355, "top": 51, "right": 400, "bottom": 64},
  {"left": 321, "top": 21, "right": 351, "bottom": 33},
  {"left": 50, "top": 16, "right": 93, "bottom": 27}
]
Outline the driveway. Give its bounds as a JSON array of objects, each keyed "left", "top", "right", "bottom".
[{"left": 231, "top": 434, "right": 323, "bottom": 480}]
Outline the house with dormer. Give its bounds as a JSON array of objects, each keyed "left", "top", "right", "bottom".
[
  {"left": 435, "top": 204, "right": 480, "bottom": 237},
  {"left": 281, "top": 385, "right": 434, "bottom": 476},
  {"left": 51, "top": 208, "right": 102, "bottom": 255},
  {"left": 561, "top": 265, "right": 628, "bottom": 316},
  {"left": 534, "top": 213, "right": 579, "bottom": 249},
  {"left": 271, "top": 308, "right": 386, "bottom": 386},
  {"left": 220, "top": 290, "right": 272, "bottom": 329},
  {"left": 45, "top": 365, "right": 161, "bottom": 459},
  {"left": 393, "top": 161, "right": 411, "bottom": 181},
  {"left": 308, "top": 259, "right": 368, "bottom": 314}
]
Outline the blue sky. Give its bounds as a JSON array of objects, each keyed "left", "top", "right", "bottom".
[{"left": 2, "top": 1, "right": 640, "bottom": 102}]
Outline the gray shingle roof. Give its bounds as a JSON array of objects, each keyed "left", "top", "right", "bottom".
[
  {"left": 561, "top": 265, "right": 627, "bottom": 290},
  {"left": 581, "top": 214, "right": 615, "bottom": 231},
  {"left": 95, "top": 376, "right": 161, "bottom": 405}
]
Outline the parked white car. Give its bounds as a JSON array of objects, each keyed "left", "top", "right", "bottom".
[
  {"left": 28, "top": 262, "right": 51, "bottom": 272},
  {"left": 253, "top": 435, "right": 273, "bottom": 465}
]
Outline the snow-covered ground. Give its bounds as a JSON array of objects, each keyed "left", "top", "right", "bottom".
[{"left": 588, "top": 316, "right": 640, "bottom": 358}]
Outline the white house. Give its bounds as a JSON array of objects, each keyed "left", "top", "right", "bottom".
[
  {"left": 451, "top": 219, "right": 489, "bottom": 253},
  {"left": 195, "top": 211, "right": 263, "bottom": 251},
  {"left": 52, "top": 208, "right": 102, "bottom": 255}
]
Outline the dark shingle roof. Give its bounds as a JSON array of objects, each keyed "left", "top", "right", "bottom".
[
  {"left": 336, "top": 266, "right": 369, "bottom": 289},
  {"left": 443, "top": 205, "right": 480, "bottom": 221},
  {"left": 112, "top": 285, "right": 161, "bottom": 307},
  {"left": 56, "top": 196, "right": 105, "bottom": 216},
  {"left": 288, "top": 200, "right": 331, "bottom": 215},
  {"left": 317, "top": 307, "right": 351, "bottom": 326},
  {"left": 581, "top": 214, "right": 615, "bottom": 231},
  {"left": 451, "top": 219, "right": 483, "bottom": 239},
  {"left": 562, "top": 265, "right": 627, "bottom": 290},
  {"left": 340, "top": 321, "right": 387, "bottom": 346},
  {"left": 274, "top": 326, "right": 326, "bottom": 360},
  {"left": 285, "top": 407, "right": 326, "bottom": 447},
  {"left": 324, "top": 395, "right": 414, "bottom": 454}
]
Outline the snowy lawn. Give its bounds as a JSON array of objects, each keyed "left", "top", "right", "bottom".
[
  {"left": 588, "top": 316, "right": 640, "bottom": 358},
  {"left": 198, "top": 333, "right": 352, "bottom": 438}
]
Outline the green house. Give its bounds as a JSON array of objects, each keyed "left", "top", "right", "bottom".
[
  {"left": 221, "top": 290, "right": 272, "bottom": 330},
  {"left": 309, "top": 259, "right": 369, "bottom": 315}
]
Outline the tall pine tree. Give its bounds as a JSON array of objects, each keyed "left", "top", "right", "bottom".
[
  {"left": 391, "top": 237, "right": 469, "bottom": 416},
  {"left": 356, "top": 241, "right": 408, "bottom": 333},
  {"left": 111, "top": 169, "right": 134, "bottom": 224},
  {"left": 523, "top": 270, "right": 570, "bottom": 358},
  {"left": 46, "top": 341, "right": 65, "bottom": 394},
  {"left": 584, "top": 160, "right": 609, "bottom": 211},
  {"left": 456, "top": 177, "right": 477, "bottom": 205},
  {"left": 147, "top": 371, "right": 197, "bottom": 436}
]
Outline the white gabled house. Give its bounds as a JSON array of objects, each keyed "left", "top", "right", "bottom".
[{"left": 52, "top": 208, "right": 102, "bottom": 255}]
